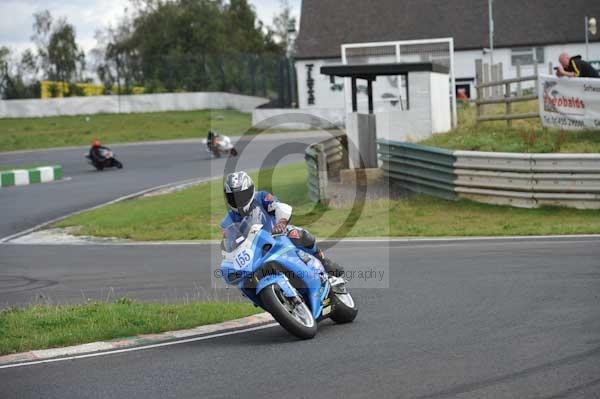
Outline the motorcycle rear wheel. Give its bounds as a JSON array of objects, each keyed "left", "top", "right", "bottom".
[{"left": 260, "top": 284, "right": 317, "bottom": 340}]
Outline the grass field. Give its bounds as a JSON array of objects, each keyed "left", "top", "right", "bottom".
[
  {"left": 0, "top": 299, "right": 261, "bottom": 355},
  {"left": 0, "top": 109, "right": 252, "bottom": 152},
  {"left": 3, "top": 100, "right": 599, "bottom": 153},
  {"left": 55, "top": 163, "right": 600, "bottom": 240},
  {"left": 421, "top": 101, "right": 600, "bottom": 153}
]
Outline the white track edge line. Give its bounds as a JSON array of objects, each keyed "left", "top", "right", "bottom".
[{"left": 0, "top": 323, "right": 278, "bottom": 369}]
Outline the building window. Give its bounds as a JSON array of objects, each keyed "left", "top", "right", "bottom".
[{"left": 511, "top": 47, "right": 544, "bottom": 66}]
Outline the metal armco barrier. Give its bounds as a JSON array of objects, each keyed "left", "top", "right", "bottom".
[
  {"left": 305, "top": 134, "right": 348, "bottom": 203},
  {"left": 378, "top": 139, "right": 600, "bottom": 209}
]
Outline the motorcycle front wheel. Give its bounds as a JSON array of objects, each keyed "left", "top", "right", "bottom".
[
  {"left": 112, "top": 159, "right": 123, "bottom": 169},
  {"left": 260, "top": 284, "right": 317, "bottom": 340},
  {"left": 330, "top": 291, "right": 358, "bottom": 323}
]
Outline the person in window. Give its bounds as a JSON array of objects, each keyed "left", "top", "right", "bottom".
[{"left": 556, "top": 53, "right": 599, "bottom": 78}]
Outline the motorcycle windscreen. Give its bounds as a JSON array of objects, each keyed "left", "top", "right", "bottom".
[
  {"left": 221, "top": 207, "right": 274, "bottom": 252},
  {"left": 222, "top": 223, "right": 245, "bottom": 252}
]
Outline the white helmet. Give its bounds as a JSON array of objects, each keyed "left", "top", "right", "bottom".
[{"left": 224, "top": 171, "right": 255, "bottom": 215}]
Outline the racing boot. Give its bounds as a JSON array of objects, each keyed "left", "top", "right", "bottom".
[{"left": 315, "top": 250, "right": 345, "bottom": 278}]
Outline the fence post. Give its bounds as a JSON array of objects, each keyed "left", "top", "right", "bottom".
[
  {"left": 475, "top": 59, "right": 483, "bottom": 121},
  {"left": 483, "top": 63, "right": 490, "bottom": 99},
  {"left": 497, "top": 62, "right": 503, "bottom": 97},
  {"left": 516, "top": 63, "right": 522, "bottom": 96},
  {"left": 505, "top": 82, "right": 512, "bottom": 127},
  {"left": 317, "top": 144, "right": 328, "bottom": 203},
  {"left": 491, "top": 64, "right": 498, "bottom": 97}
]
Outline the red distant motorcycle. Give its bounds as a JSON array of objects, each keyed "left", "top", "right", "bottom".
[{"left": 85, "top": 148, "right": 124, "bottom": 171}]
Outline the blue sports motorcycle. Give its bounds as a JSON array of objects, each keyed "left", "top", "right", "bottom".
[{"left": 219, "top": 207, "right": 358, "bottom": 339}]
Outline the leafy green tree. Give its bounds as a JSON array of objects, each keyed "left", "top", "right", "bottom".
[
  {"left": 31, "top": 10, "right": 53, "bottom": 78},
  {"left": 0, "top": 46, "right": 11, "bottom": 98},
  {"left": 31, "top": 10, "right": 84, "bottom": 86},
  {"left": 19, "top": 49, "right": 38, "bottom": 78},
  {"left": 94, "top": 0, "right": 289, "bottom": 98},
  {"left": 47, "top": 20, "right": 83, "bottom": 83},
  {"left": 272, "top": 0, "right": 297, "bottom": 56}
]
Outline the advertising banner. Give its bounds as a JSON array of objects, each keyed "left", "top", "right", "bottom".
[{"left": 538, "top": 74, "right": 600, "bottom": 130}]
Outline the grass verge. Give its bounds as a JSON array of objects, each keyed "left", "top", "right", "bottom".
[
  {"left": 0, "top": 109, "right": 252, "bottom": 152},
  {"left": 55, "top": 163, "right": 600, "bottom": 240},
  {"left": 420, "top": 101, "right": 600, "bottom": 153},
  {"left": 0, "top": 299, "right": 262, "bottom": 355}
]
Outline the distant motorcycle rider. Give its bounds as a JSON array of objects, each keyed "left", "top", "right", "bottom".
[
  {"left": 88, "top": 139, "right": 123, "bottom": 170},
  {"left": 221, "top": 171, "right": 344, "bottom": 277},
  {"left": 207, "top": 130, "right": 216, "bottom": 151},
  {"left": 89, "top": 139, "right": 110, "bottom": 164}
]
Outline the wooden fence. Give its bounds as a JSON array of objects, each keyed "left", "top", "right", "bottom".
[{"left": 475, "top": 61, "right": 554, "bottom": 126}]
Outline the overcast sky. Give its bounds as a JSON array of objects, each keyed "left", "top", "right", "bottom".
[{"left": 0, "top": 0, "right": 301, "bottom": 55}]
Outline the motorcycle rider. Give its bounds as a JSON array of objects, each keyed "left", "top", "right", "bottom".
[
  {"left": 207, "top": 130, "right": 216, "bottom": 151},
  {"left": 89, "top": 139, "right": 110, "bottom": 165},
  {"left": 88, "top": 139, "right": 122, "bottom": 169},
  {"left": 221, "top": 171, "right": 344, "bottom": 277}
]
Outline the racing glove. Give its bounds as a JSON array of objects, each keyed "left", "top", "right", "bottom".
[{"left": 271, "top": 219, "right": 288, "bottom": 234}]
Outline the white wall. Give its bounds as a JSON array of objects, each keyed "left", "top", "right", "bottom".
[
  {"left": 252, "top": 108, "right": 346, "bottom": 130},
  {"left": 375, "top": 71, "right": 450, "bottom": 143},
  {"left": 296, "top": 58, "right": 411, "bottom": 115},
  {"left": 0, "top": 92, "right": 269, "bottom": 119},
  {"left": 429, "top": 73, "right": 452, "bottom": 134},
  {"left": 296, "top": 59, "right": 345, "bottom": 109}
]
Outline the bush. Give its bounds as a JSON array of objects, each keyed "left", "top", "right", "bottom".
[{"left": 66, "top": 82, "right": 85, "bottom": 97}]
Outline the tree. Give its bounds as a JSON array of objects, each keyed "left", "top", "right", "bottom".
[
  {"left": 31, "top": 10, "right": 53, "bottom": 78},
  {"left": 31, "top": 10, "right": 84, "bottom": 86},
  {"left": 47, "top": 19, "right": 83, "bottom": 84},
  {"left": 272, "top": 0, "right": 297, "bottom": 56},
  {"left": 0, "top": 46, "right": 11, "bottom": 98},
  {"left": 93, "top": 0, "right": 289, "bottom": 97},
  {"left": 19, "top": 49, "right": 38, "bottom": 79}
]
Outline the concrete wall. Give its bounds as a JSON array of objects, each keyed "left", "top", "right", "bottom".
[
  {"left": 0, "top": 92, "right": 269, "bottom": 118},
  {"left": 429, "top": 72, "right": 451, "bottom": 134},
  {"left": 252, "top": 108, "right": 346, "bottom": 130},
  {"left": 296, "top": 59, "right": 346, "bottom": 110},
  {"left": 375, "top": 71, "right": 451, "bottom": 143},
  {"left": 347, "top": 113, "right": 377, "bottom": 169}
]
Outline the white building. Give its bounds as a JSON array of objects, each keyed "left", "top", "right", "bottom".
[{"left": 294, "top": 0, "right": 600, "bottom": 111}]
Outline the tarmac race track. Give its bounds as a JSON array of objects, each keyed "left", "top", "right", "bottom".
[
  {"left": 0, "top": 132, "right": 327, "bottom": 239},
  {"left": 1, "top": 135, "right": 599, "bottom": 398},
  {"left": 0, "top": 238, "right": 599, "bottom": 398}
]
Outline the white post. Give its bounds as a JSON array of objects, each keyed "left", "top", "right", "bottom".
[
  {"left": 449, "top": 39, "right": 457, "bottom": 128},
  {"left": 488, "top": 0, "right": 495, "bottom": 68},
  {"left": 586, "top": 16, "right": 590, "bottom": 60}
]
